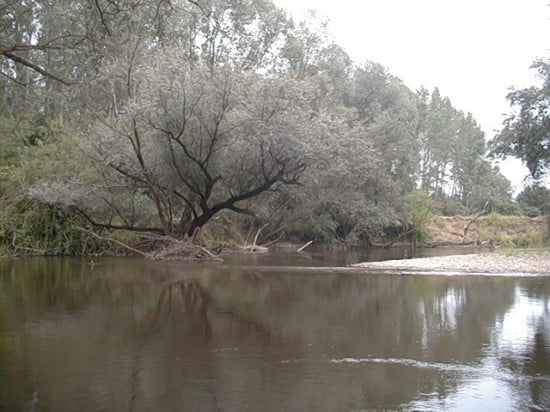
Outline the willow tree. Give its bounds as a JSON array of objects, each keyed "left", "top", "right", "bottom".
[
  {"left": 29, "top": 47, "right": 322, "bottom": 237},
  {"left": 256, "top": 61, "right": 422, "bottom": 244}
]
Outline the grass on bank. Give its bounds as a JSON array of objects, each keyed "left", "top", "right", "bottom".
[{"left": 426, "top": 213, "right": 548, "bottom": 248}]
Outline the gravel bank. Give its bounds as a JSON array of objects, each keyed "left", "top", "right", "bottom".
[{"left": 352, "top": 251, "right": 550, "bottom": 275}]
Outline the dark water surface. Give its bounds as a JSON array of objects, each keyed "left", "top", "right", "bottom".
[{"left": 1, "top": 253, "right": 549, "bottom": 411}]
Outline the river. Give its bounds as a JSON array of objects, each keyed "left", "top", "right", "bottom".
[{"left": 1, "top": 251, "right": 549, "bottom": 411}]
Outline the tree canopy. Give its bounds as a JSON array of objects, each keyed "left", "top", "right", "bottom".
[
  {"left": 0, "top": 0, "right": 522, "bottom": 252},
  {"left": 491, "top": 58, "right": 550, "bottom": 180}
]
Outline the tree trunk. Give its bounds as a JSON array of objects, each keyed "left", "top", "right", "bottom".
[{"left": 186, "top": 212, "right": 214, "bottom": 238}]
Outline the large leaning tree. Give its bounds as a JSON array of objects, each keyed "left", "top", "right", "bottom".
[
  {"left": 491, "top": 58, "right": 550, "bottom": 180},
  {"left": 29, "top": 47, "right": 324, "bottom": 237}
]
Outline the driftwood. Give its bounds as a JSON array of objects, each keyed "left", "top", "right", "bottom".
[
  {"left": 297, "top": 240, "right": 314, "bottom": 252},
  {"left": 139, "top": 232, "right": 221, "bottom": 261},
  {"left": 77, "top": 227, "right": 221, "bottom": 261},
  {"left": 251, "top": 223, "right": 269, "bottom": 248},
  {"left": 242, "top": 223, "right": 270, "bottom": 253},
  {"left": 147, "top": 241, "right": 221, "bottom": 261},
  {"left": 242, "top": 244, "right": 269, "bottom": 253},
  {"left": 243, "top": 229, "right": 253, "bottom": 249}
]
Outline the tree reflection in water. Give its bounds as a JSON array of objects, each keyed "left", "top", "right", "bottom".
[{"left": 1, "top": 257, "right": 549, "bottom": 411}]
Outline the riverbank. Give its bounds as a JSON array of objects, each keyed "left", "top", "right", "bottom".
[
  {"left": 425, "top": 214, "right": 546, "bottom": 247},
  {"left": 353, "top": 249, "right": 550, "bottom": 275}
]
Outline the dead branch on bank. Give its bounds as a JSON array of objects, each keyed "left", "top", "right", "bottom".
[
  {"left": 297, "top": 240, "right": 314, "bottom": 252},
  {"left": 76, "top": 226, "right": 148, "bottom": 256},
  {"left": 463, "top": 201, "right": 489, "bottom": 243},
  {"left": 242, "top": 223, "right": 270, "bottom": 252},
  {"left": 252, "top": 223, "right": 268, "bottom": 248},
  {"left": 137, "top": 232, "right": 222, "bottom": 261},
  {"left": 77, "top": 227, "right": 221, "bottom": 261}
]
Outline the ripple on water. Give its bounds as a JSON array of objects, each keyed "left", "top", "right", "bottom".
[{"left": 329, "top": 357, "right": 478, "bottom": 373}]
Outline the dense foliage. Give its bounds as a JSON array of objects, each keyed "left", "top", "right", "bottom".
[
  {"left": 491, "top": 59, "right": 550, "bottom": 180},
  {"left": 0, "top": 0, "right": 536, "bottom": 253},
  {"left": 516, "top": 185, "right": 550, "bottom": 217}
]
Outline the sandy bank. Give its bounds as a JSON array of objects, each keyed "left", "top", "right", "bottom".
[{"left": 352, "top": 250, "right": 550, "bottom": 275}]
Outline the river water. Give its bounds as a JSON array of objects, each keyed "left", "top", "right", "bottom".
[{"left": 1, "top": 252, "right": 549, "bottom": 411}]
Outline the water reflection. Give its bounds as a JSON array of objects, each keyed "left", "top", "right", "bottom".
[{"left": 1, "top": 257, "right": 549, "bottom": 411}]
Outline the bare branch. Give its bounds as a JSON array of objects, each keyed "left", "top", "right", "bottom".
[
  {"left": 72, "top": 206, "right": 163, "bottom": 233},
  {"left": 1, "top": 50, "right": 73, "bottom": 85},
  {"left": 94, "top": 0, "right": 113, "bottom": 36},
  {"left": 186, "top": 0, "right": 208, "bottom": 15},
  {"left": 0, "top": 70, "right": 28, "bottom": 85},
  {"left": 75, "top": 226, "right": 147, "bottom": 256},
  {"left": 226, "top": 204, "right": 256, "bottom": 216}
]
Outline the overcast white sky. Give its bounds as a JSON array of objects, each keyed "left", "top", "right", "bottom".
[{"left": 274, "top": 0, "right": 550, "bottom": 192}]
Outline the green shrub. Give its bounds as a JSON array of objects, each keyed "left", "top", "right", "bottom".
[
  {"left": 491, "top": 199, "right": 522, "bottom": 216},
  {"left": 513, "top": 230, "right": 545, "bottom": 248},
  {"left": 484, "top": 212, "right": 508, "bottom": 227},
  {"left": 496, "top": 234, "right": 515, "bottom": 248},
  {"left": 521, "top": 205, "right": 542, "bottom": 217},
  {"left": 492, "top": 228, "right": 545, "bottom": 248},
  {"left": 440, "top": 198, "right": 469, "bottom": 216},
  {"left": 410, "top": 190, "right": 434, "bottom": 243},
  {"left": 0, "top": 199, "right": 123, "bottom": 256}
]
